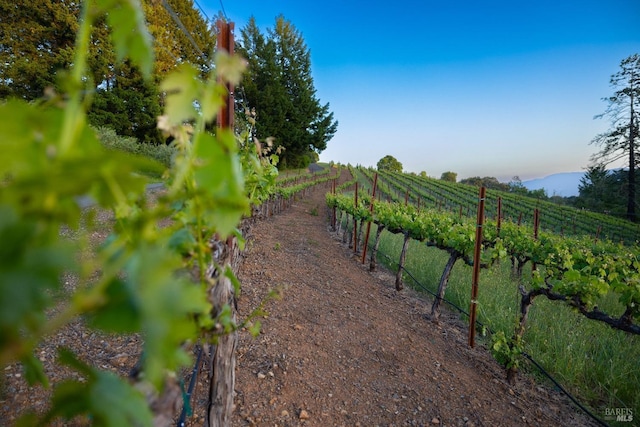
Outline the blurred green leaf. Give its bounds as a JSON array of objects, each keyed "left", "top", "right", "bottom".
[
  {"left": 85, "top": 277, "right": 142, "bottom": 333},
  {"left": 44, "top": 348, "right": 153, "bottom": 426},
  {"left": 125, "top": 244, "right": 211, "bottom": 387},
  {"left": 168, "top": 227, "right": 197, "bottom": 256},
  {"left": 0, "top": 206, "right": 74, "bottom": 347},
  {"left": 21, "top": 353, "right": 48, "bottom": 387},
  {"left": 248, "top": 320, "right": 261, "bottom": 337},
  {"left": 160, "top": 64, "right": 202, "bottom": 126},
  {"left": 192, "top": 131, "right": 248, "bottom": 236},
  {"left": 214, "top": 50, "right": 247, "bottom": 87},
  {"left": 97, "top": 0, "right": 154, "bottom": 78}
]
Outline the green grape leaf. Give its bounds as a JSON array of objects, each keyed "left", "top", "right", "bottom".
[
  {"left": 200, "top": 81, "right": 227, "bottom": 125},
  {"left": 85, "top": 278, "right": 142, "bottom": 333},
  {"left": 98, "top": 0, "right": 154, "bottom": 78},
  {"left": 216, "top": 304, "right": 235, "bottom": 334},
  {"left": 125, "top": 245, "right": 211, "bottom": 387},
  {"left": 168, "top": 227, "right": 197, "bottom": 256},
  {"left": 0, "top": 100, "right": 63, "bottom": 178},
  {"left": 44, "top": 348, "right": 153, "bottom": 427},
  {"left": 248, "top": 320, "right": 262, "bottom": 337},
  {"left": 15, "top": 412, "right": 39, "bottom": 427},
  {"left": 0, "top": 207, "right": 74, "bottom": 343},
  {"left": 192, "top": 131, "right": 247, "bottom": 237},
  {"left": 160, "top": 64, "right": 202, "bottom": 126},
  {"left": 21, "top": 353, "right": 48, "bottom": 387},
  {"left": 214, "top": 50, "right": 247, "bottom": 87}
]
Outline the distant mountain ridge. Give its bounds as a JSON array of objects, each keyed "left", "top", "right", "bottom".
[{"left": 522, "top": 172, "right": 584, "bottom": 197}]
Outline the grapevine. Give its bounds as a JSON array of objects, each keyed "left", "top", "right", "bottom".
[
  {"left": 328, "top": 181, "right": 640, "bottom": 328},
  {"left": 0, "top": 0, "right": 279, "bottom": 424}
]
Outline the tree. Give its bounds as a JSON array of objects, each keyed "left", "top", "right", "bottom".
[
  {"left": 143, "top": 0, "right": 215, "bottom": 81},
  {"left": 508, "top": 176, "right": 529, "bottom": 195},
  {"left": 440, "top": 171, "right": 457, "bottom": 182},
  {"left": 0, "top": 0, "right": 212, "bottom": 145},
  {"left": 590, "top": 54, "right": 640, "bottom": 221},
  {"left": 578, "top": 165, "right": 611, "bottom": 212},
  {"left": 460, "top": 176, "right": 509, "bottom": 191},
  {"left": 236, "top": 16, "right": 337, "bottom": 169},
  {"left": 0, "top": 0, "right": 79, "bottom": 99},
  {"left": 87, "top": 0, "right": 214, "bottom": 144},
  {"left": 88, "top": 61, "right": 163, "bottom": 144},
  {"left": 576, "top": 165, "right": 636, "bottom": 216},
  {"left": 377, "top": 155, "right": 403, "bottom": 173}
]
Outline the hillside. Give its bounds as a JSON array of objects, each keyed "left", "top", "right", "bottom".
[{"left": 522, "top": 172, "right": 584, "bottom": 197}]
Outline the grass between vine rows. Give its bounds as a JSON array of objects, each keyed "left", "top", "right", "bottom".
[{"left": 354, "top": 221, "right": 639, "bottom": 423}]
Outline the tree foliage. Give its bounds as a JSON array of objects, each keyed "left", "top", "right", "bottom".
[
  {"left": 590, "top": 53, "right": 640, "bottom": 221},
  {"left": 143, "top": 0, "right": 215, "bottom": 80},
  {"left": 88, "top": 61, "right": 164, "bottom": 144},
  {"left": 0, "top": 0, "right": 215, "bottom": 145},
  {"left": 0, "top": 0, "right": 79, "bottom": 99},
  {"left": 459, "top": 175, "right": 549, "bottom": 199},
  {"left": 576, "top": 165, "right": 637, "bottom": 217},
  {"left": 376, "top": 155, "right": 403, "bottom": 173},
  {"left": 460, "top": 176, "right": 509, "bottom": 191},
  {"left": 440, "top": 171, "right": 457, "bottom": 182},
  {"left": 236, "top": 16, "right": 338, "bottom": 169},
  {"left": 508, "top": 176, "right": 528, "bottom": 195}
]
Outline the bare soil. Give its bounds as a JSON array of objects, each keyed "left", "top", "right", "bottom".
[{"left": 0, "top": 177, "right": 597, "bottom": 427}]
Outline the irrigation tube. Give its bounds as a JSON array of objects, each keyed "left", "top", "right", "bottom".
[
  {"left": 177, "top": 344, "right": 204, "bottom": 427},
  {"left": 355, "top": 228, "right": 609, "bottom": 427},
  {"left": 521, "top": 352, "right": 608, "bottom": 427}
]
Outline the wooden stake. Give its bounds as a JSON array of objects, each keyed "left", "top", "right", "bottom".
[
  {"left": 497, "top": 197, "right": 502, "bottom": 236},
  {"left": 353, "top": 183, "right": 358, "bottom": 253},
  {"left": 216, "top": 20, "right": 235, "bottom": 130},
  {"left": 532, "top": 208, "right": 539, "bottom": 272},
  {"left": 331, "top": 179, "right": 337, "bottom": 230},
  {"left": 468, "top": 187, "right": 486, "bottom": 348}
]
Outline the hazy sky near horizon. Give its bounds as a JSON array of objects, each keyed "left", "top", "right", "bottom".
[{"left": 203, "top": 0, "right": 640, "bottom": 181}]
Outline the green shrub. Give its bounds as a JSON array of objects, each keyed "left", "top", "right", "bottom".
[{"left": 95, "top": 126, "right": 176, "bottom": 169}]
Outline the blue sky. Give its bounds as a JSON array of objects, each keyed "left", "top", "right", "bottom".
[{"left": 202, "top": 0, "right": 640, "bottom": 181}]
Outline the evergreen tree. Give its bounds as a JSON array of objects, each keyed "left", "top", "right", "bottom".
[
  {"left": 88, "top": 61, "right": 163, "bottom": 144},
  {"left": 237, "top": 16, "right": 337, "bottom": 169},
  {"left": 591, "top": 54, "right": 640, "bottom": 221},
  {"left": 577, "top": 165, "right": 637, "bottom": 217}
]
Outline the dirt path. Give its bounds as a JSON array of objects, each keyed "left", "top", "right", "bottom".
[{"left": 228, "top": 175, "right": 596, "bottom": 427}]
